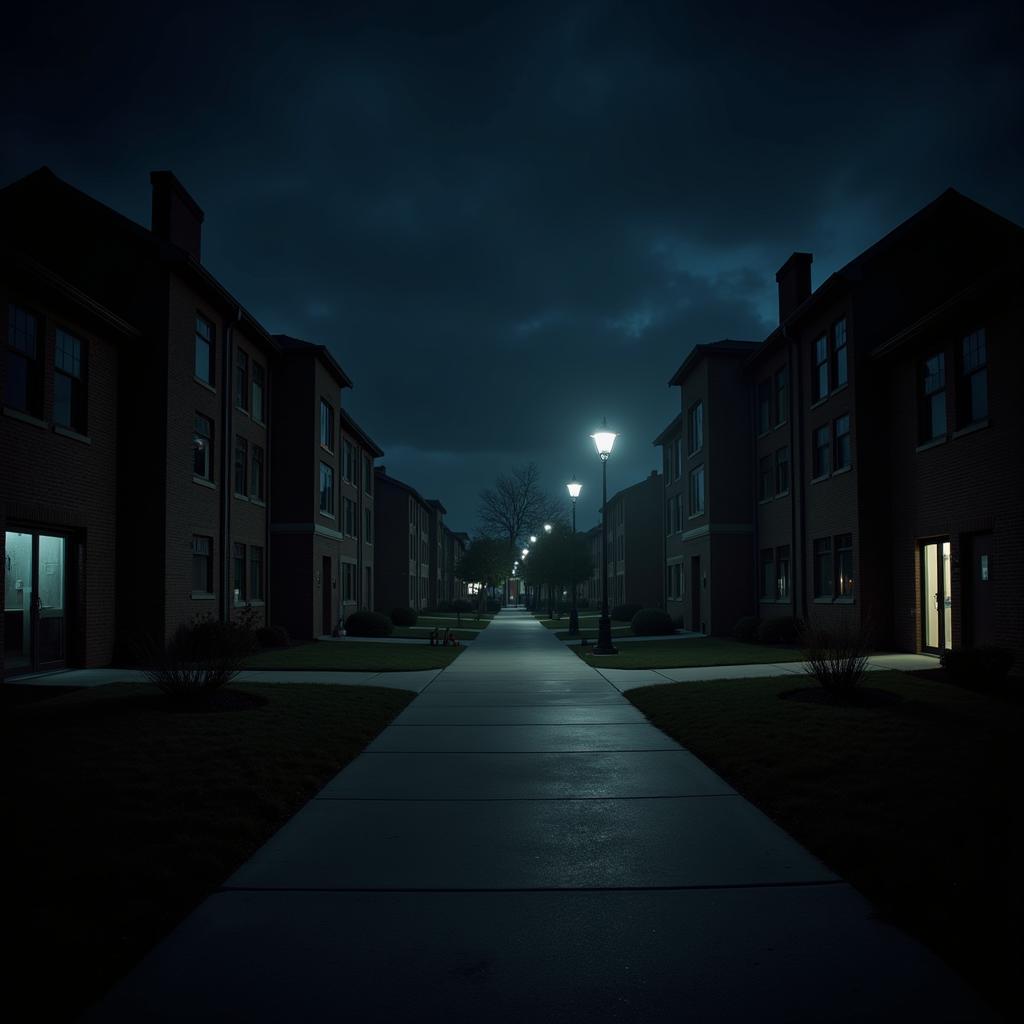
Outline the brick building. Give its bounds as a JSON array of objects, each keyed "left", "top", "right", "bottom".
[
  {"left": 1, "top": 167, "right": 279, "bottom": 675},
  {"left": 654, "top": 188, "right": 1023, "bottom": 667},
  {"left": 373, "top": 468, "right": 434, "bottom": 613}
]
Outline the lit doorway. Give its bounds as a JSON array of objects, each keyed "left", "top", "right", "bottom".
[
  {"left": 4, "top": 531, "right": 68, "bottom": 675},
  {"left": 921, "top": 539, "right": 952, "bottom": 652}
]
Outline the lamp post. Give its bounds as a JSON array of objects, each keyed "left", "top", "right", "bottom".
[
  {"left": 591, "top": 423, "right": 618, "bottom": 654},
  {"left": 566, "top": 478, "right": 582, "bottom": 634}
]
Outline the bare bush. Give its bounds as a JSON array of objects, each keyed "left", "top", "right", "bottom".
[{"left": 800, "top": 619, "right": 873, "bottom": 693}]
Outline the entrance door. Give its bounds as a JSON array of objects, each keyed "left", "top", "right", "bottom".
[
  {"left": 921, "top": 540, "right": 952, "bottom": 652},
  {"left": 691, "top": 556, "right": 702, "bottom": 633},
  {"left": 322, "top": 556, "right": 332, "bottom": 635},
  {"left": 4, "top": 531, "right": 67, "bottom": 675}
]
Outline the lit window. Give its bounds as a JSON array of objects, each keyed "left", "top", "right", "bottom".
[{"left": 836, "top": 534, "right": 854, "bottom": 597}]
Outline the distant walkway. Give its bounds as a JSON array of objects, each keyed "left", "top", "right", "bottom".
[{"left": 85, "top": 610, "right": 991, "bottom": 1022}]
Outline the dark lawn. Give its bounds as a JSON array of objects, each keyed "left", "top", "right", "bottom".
[
  {"left": 574, "top": 637, "right": 802, "bottom": 668},
  {"left": 244, "top": 639, "right": 465, "bottom": 671},
  {"left": 416, "top": 615, "right": 493, "bottom": 630},
  {"left": 0, "top": 680, "right": 414, "bottom": 1021},
  {"left": 627, "top": 670, "right": 1023, "bottom": 1019},
  {"left": 391, "top": 624, "right": 479, "bottom": 640}
]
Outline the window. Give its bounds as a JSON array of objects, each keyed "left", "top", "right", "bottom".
[
  {"left": 775, "top": 366, "right": 789, "bottom": 425},
  {"left": 251, "top": 444, "right": 265, "bottom": 501},
  {"left": 365, "top": 507, "right": 373, "bottom": 544},
  {"left": 344, "top": 441, "right": 356, "bottom": 483},
  {"left": 233, "top": 542, "right": 247, "bottom": 603},
  {"left": 813, "top": 335, "right": 828, "bottom": 401},
  {"left": 364, "top": 454, "right": 373, "bottom": 492},
  {"left": 250, "top": 546, "right": 264, "bottom": 601},
  {"left": 760, "top": 549, "right": 775, "bottom": 599},
  {"left": 192, "top": 535, "right": 213, "bottom": 593},
  {"left": 666, "top": 499, "right": 673, "bottom": 535},
  {"left": 234, "top": 436, "right": 248, "bottom": 495},
  {"left": 959, "top": 329, "right": 987, "bottom": 426},
  {"left": 319, "top": 462, "right": 334, "bottom": 515},
  {"left": 251, "top": 363, "right": 265, "bottom": 422},
  {"left": 776, "top": 545, "right": 791, "bottom": 600},
  {"left": 5, "top": 303, "right": 42, "bottom": 416},
  {"left": 834, "top": 415, "right": 851, "bottom": 471},
  {"left": 342, "top": 562, "right": 355, "bottom": 602},
  {"left": 832, "top": 319, "right": 848, "bottom": 389},
  {"left": 688, "top": 402, "right": 703, "bottom": 454},
  {"left": 320, "top": 399, "right": 334, "bottom": 450},
  {"left": 688, "top": 465, "right": 705, "bottom": 517},
  {"left": 921, "top": 353, "right": 946, "bottom": 441},
  {"left": 674, "top": 436, "right": 683, "bottom": 476},
  {"left": 195, "top": 314, "right": 214, "bottom": 385},
  {"left": 758, "top": 455, "right": 773, "bottom": 501},
  {"left": 757, "top": 380, "right": 771, "bottom": 434},
  {"left": 193, "top": 413, "right": 214, "bottom": 480},
  {"left": 775, "top": 446, "right": 790, "bottom": 495},
  {"left": 813, "top": 424, "right": 831, "bottom": 478},
  {"left": 836, "top": 533, "right": 854, "bottom": 598},
  {"left": 409, "top": 533, "right": 416, "bottom": 560},
  {"left": 344, "top": 497, "right": 357, "bottom": 537},
  {"left": 813, "top": 537, "right": 833, "bottom": 598},
  {"left": 54, "top": 329, "right": 86, "bottom": 432},
  {"left": 235, "top": 349, "right": 248, "bottom": 411}
]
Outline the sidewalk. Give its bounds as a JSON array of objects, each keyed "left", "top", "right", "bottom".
[{"left": 84, "top": 609, "right": 993, "bottom": 1022}]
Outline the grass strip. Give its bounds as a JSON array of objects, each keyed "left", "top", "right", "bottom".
[
  {"left": 244, "top": 639, "right": 465, "bottom": 671},
  {"left": 627, "top": 670, "right": 1022, "bottom": 1018},
  {"left": 0, "top": 680, "right": 414, "bottom": 1021},
  {"left": 574, "top": 637, "right": 802, "bottom": 668}
]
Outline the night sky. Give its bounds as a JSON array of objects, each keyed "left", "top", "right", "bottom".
[{"left": 4, "top": 1, "right": 1022, "bottom": 533}]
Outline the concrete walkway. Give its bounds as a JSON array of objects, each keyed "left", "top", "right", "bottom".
[{"left": 85, "top": 609, "right": 992, "bottom": 1022}]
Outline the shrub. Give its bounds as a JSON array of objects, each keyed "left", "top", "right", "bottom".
[
  {"left": 144, "top": 614, "right": 257, "bottom": 699},
  {"left": 940, "top": 646, "right": 1014, "bottom": 688},
  {"left": 451, "top": 598, "right": 472, "bottom": 624},
  {"left": 345, "top": 610, "right": 393, "bottom": 638},
  {"left": 757, "top": 616, "right": 802, "bottom": 644},
  {"left": 800, "top": 620, "right": 872, "bottom": 693},
  {"left": 672, "top": 614, "right": 688, "bottom": 631},
  {"left": 631, "top": 607, "right": 674, "bottom": 636},
  {"left": 732, "top": 616, "right": 760, "bottom": 642},
  {"left": 256, "top": 624, "right": 291, "bottom": 648},
  {"left": 391, "top": 607, "right": 418, "bottom": 627},
  {"left": 611, "top": 603, "right": 642, "bottom": 622},
  {"left": 486, "top": 598, "right": 501, "bottom": 613}
]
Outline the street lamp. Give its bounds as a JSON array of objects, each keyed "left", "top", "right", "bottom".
[
  {"left": 566, "top": 478, "right": 582, "bottom": 634},
  {"left": 591, "top": 422, "right": 618, "bottom": 655}
]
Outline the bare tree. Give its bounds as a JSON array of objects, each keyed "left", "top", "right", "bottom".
[{"left": 478, "top": 463, "right": 562, "bottom": 551}]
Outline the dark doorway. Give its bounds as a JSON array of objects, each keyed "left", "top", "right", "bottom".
[
  {"left": 966, "top": 533, "right": 994, "bottom": 647},
  {"left": 690, "top": 555, "right": 702, "bottom": 633},
  {"left": 322, "top": 556, "right": 332, "bottom": 635}
]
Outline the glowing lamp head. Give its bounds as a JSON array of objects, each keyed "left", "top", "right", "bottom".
[
  {"left": 529, "top": 535, "right": 537, "bottom": 543},
  {"left": 522, "top": 548, "right": 529, "bottom": 558},
  {"left": 567, "top": 480, "right": 582, "bottom": 500},
  {"left": 543, "top": 523, "right": 552, "bottom": 533},
  {"left": 591, "top": 428, "right": 617, "bottom": 460}
]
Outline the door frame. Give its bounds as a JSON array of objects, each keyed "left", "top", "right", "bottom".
[{"left": 920, "top": 537, "right": 952, "bottom": 653}]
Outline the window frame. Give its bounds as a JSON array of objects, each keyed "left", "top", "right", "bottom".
[
  {"left": 234, "top": 435, "right": 248, "bottom": 497},
  {"left": 812, "top": 424, "right": 831, "bottom": 479},
  {"left": 920, "top": 352, "right": 947, "bottom": 442},
  {"left": 776, "top": 545, "right": 791, "bottom": 601},
  {"left": 813, "top": 335, "right": 828, "bottom": 402},
  {"left": 774, "top": 365, "right": 789, "bottom": 426},
  {"left": 235, "top": 348, "right": 249, "bottom": 412},
  {"left": 250, "top": 444, "right": 265, "bottom": 502},
  {"left": 319, "top": 461, "right": 335, "bottom": 516},
  {"left": 249, "top": 545, "right": 265, "bottom": 602},
  {"left": 251, "top": 362, "right": 265, "bottom": 423},
  {"left": 193, "top": 412, "right": 214, "bottom": 481},
  {"left": 832, "top": 319, "right": 848, "bottom": 390},
  {"left": 958, "top": 328, "right": 988, "bottom": 427},
  {"left": 320, "top": 398, "right": 335, "bottom": 452},
  {"left": 54, "top": 327, "right": 87, "bottom": 434},
  {"left": 688, "top": 401, "right": 704, "bottom": 455},
  {"left": 233, "top": 541, "right": 247, "bottom": 604},
  {"left": 813, "top": 537, "right": 833, "bottom": 598},
  {"left": 835, "top": 533, "right": 854, "bottom": 599},
  {"left": 833, "top": 414, "right": 851, "bottom": 471},
  {"left": 192, "top": 535, "right": 214, "bottom": 594},
  {"left": 688, "top": 465, "right": 705, "bottom": 518},
  {"left": 195, "top": 314, "right": 215, "bottom": 386},
  {"left": 5, "top": 302, "right": 43, "bottom": 417}
]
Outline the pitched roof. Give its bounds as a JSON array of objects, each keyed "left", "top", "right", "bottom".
[
  {"left": 668, "top": 339, "right": 760, "bottom": 387},
  {"left": 273, "top": 333, "right": 354, "bottom": 389}
]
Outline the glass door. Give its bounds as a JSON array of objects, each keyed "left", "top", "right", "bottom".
[
  {"left": 921, "top": 540, "right": 952, "bottom": 652},
  {"left": 3, "top": 530, "right": 66, "bottom": 675}
]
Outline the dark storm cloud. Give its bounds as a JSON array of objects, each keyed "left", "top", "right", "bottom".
[{"left": 4, "top": 0, "right": 1022, "bottom": 531}]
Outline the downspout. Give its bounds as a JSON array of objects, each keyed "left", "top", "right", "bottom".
[
  {"left": 785, "top": 324, "right": 807, "bottom": 624},
  {"left": 264, "top": 350, "right": 272, "bottom": 628},
  {"left": 219, "top": 305, "right": 242, "bottom": 623},
  {"left": 751, "top": 369, "right": 760, "bottom": 619}
]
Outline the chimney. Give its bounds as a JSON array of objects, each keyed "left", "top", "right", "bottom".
[
  {"left": 150, "top": 170, "right": 204, "bottom": 262},
  {"left": 775, "top": 252, "right": 812, "bottom": 324}
]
